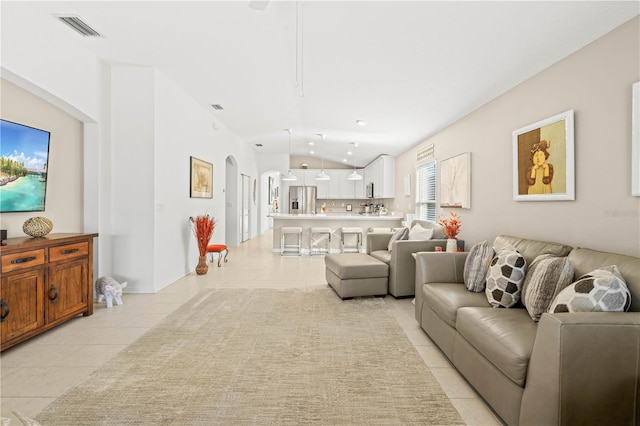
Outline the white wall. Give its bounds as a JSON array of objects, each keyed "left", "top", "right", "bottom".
[
  {"left": 154, "top": 70, "right": 259, "bottom": 290},
  {"left": 2, "top": 14, "right": 262, "bottom": 293},
  {"left": 110, "top": 66, "right": 156, "bottom": 293},
  {"left": 0, "top": 80, "right": 84, "bottom": 236},
  {"left": 393, "top": 17, "right": 640, "bottom": 257}
]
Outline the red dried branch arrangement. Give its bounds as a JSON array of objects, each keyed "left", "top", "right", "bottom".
[
  {"left": 439, "top": 212, "right": 461, "bottom": 240},
  {"left": 191, "top": 214, "right": 215, "bottom": 256}
]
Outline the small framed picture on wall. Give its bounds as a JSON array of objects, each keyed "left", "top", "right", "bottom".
[{"left": 190, "top": 156, "right": 213, "bottom": 199}]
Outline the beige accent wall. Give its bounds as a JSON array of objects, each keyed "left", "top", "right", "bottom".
[
  {"left": 393, "top": 17, "right": 640, "bottom": 257},
  {"left": 0, "top": 79, "right": 84, "bottom": 238}
]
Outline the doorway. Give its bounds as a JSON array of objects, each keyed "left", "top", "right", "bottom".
[
  {"left": 241, "top": 173, "right": 250, "bottom": 242},
  {"left": 225, "top": 156, "right": 239, "bottom": 247}
]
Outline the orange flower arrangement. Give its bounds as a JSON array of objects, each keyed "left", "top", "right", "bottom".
[
  {"left": 191, "top": 214, "right": 215, "bottom": 256},
  {"left": 439, "top": 212, "right": 461, "bottom": 240}
]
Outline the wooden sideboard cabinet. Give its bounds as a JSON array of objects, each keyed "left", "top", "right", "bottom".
[{"left": 0, "top": 233, "right": 98, "bottom": 351}]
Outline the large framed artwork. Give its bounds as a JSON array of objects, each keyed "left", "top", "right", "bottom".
[
  {"left": 440, "top": 152, "right": 471, "bottom": 209},
  {"left": 632, "top": 81, "right": 640, "bottom": 196},
  {"left": 513, "top": 110, "right": 575, "bottom": 201},
  {"left": 190, "top": 156, "right": 213, "bottom": 199}
]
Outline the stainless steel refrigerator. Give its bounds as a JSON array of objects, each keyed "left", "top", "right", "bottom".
[{"left": 289, "top": 186, "right": 317, "bottom": 214}]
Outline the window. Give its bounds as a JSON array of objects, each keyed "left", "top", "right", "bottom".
[{"left": 416, "top": 160, "right": 436, "bottom": 221}]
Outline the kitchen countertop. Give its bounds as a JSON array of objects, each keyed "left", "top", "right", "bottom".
[{"left": 269, "top": 213, "right": 402, "bottom": 220}]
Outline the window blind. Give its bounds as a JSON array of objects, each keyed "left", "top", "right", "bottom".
[{"left": 416, "top": 160, "right": 436, "bottom": 221}]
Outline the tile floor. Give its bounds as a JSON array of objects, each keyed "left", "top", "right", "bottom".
[{"left": 1, "top": 231, "right": 502, "bottom": 425}]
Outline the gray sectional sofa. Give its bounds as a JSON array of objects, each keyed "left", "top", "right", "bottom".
[
  {"left": 366, "top": 220, "right": 463, "bottom": 297},
  {"left": 414, "top": 235, "right": 640, "bottom": 425}
]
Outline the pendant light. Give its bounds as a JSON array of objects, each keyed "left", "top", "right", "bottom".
[
  {"left": 315, "top": 133, "right": 330, "bottom": 181},
  {"left": 347, "top": 142, "right": 363, "bottom": 181},
  {"left": 281, "top": 129, "right": 297, "bottom": 181}
]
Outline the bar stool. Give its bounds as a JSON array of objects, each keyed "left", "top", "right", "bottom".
[
  {"left": 340, "top": 227, "right": 363, "bottom": 253},
  {"left": 281, "top": 226, "right": 303, "bottom": 256},
  {"left": 310, "top": 227, "right": 332, "bottom": 256}
]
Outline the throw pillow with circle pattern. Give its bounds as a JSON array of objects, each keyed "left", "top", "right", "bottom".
[
  {"left": 549, "top": 265, "right": 631, "bottom": 313},
  {"left": 485, "top": 247, "right": 527, "bottom": 308}
]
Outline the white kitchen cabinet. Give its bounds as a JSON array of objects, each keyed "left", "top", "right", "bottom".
[
  {"left": 287, "top": 168, "right": 367, "bottom": 199},
  {"left": 364, "top": 155, "right": 395, "bottom": 198}
]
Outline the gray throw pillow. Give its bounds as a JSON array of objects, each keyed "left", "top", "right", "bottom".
[
  {"left": 521, "top": 254, "right": 574, "bottom": 321},
  {"left": 388, "top": 227, "right": 409, "bottom": 252},
  {"left": 463, "top": 241, "right": 494, "bottom": 292},
  {"left": 549, "top": 265, "right": 631, "bottom": 313},
  {"left": 485, "top": 247, "right": 527, "bottom": 308}
]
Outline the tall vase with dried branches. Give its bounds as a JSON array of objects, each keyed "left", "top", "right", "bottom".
[{"left": 191, "top": 214, "right": 215, "bottom": 275}]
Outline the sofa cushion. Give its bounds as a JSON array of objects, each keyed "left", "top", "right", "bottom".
[
  {"left": 493, "top": 235, "right": 572, "bottom": 267},
  {"left": 521, "top": 254, "right": 574, "bottom": 322},
  {"left": 456, "top": 307, "right": 538, "bottom": 387},
  {"left": 387, "top": 227, "right": 409, "bottom": 252},
  {"left": 324, "top": 253, "right": 389, "bottom": 279},
  {"left": 549, "top": 265, "right": 631, "bottom": 313},
  {"left": 422, "top": 283, "right": 490, "bottom": 328},
  {"left": 463, "top": 240, "right": 494, "bottom": 293},
  {"left": 369, "top": 250, "right": 391, "bottom": 264},
  {"left": 485, "top": 248, "right": 527, "bottom": 308}
]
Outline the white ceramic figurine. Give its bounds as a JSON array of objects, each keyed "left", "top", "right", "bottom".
[{"left": 95, "top": 276, "right": 128, "bottom": 308}]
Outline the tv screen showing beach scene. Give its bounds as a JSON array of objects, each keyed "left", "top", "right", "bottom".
[{"left": 0, "top": 119, "right": 51, "bottom": 213}]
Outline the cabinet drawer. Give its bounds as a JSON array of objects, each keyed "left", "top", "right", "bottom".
[
  {"left": 1, "top": 249, "right": 46, "bottom": 274},
  {"left": 49, "top": 242, "right": 89, "bottom": 263}
]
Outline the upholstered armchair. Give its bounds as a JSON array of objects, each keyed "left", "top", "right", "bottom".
[{"left": 366, "top": 220, "right": 464, "bottom": 298}]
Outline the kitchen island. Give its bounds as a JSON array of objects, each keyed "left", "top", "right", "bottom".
[{"left": 270, "top": 213, "right": 403, "bottom": 254}]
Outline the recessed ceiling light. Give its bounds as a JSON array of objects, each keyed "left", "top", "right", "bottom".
[
  {"left": 356, "top": 120, "right": 366, "bottom": 126},
  {"left": 347, "top": 151, "right": 353, "bottom": 156},
  {"left": 342, "top": 158, "right": 348, "bottom": 162},
  {"left": 310, "top": 150, "right": 315, "bottom": 154},
  {"left": 308, "top": 141, "right": 314, "bottom": 146}
]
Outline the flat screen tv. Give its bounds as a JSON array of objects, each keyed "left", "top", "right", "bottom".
[{"left": 0, "top": 119, "right": 51, "bottom": 213}]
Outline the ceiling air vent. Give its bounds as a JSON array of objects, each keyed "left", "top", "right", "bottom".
[
  {"left": 211, "top": 104, "right": 224, "bottom": 110},
  {"left": 56, "top": 15, "right": 103, "bottom": 37},
  {"left": 255, "top": 144, "right": 263, "bottom": 147}
]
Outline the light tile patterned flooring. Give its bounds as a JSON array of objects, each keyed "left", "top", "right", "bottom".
[{"left": 1, "top": 231, "right": 502, "bottom": 425}]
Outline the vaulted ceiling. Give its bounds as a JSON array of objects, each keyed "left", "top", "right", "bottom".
[{"left": 3, "top": 1, "right": 639, "bottom": 166}]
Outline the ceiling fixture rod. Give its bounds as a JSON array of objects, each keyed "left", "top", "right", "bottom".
[
  {"left": 347, "top": 142, "right": 363, "bottom": 181},
  {"left": 281, "top": 129, "right": 297, "bottom": 181},
  {"left": 295, "top": 1, "right": 304, "bottom": 98},
  {"left": 316, "top": 134, "right": 330, "bottom": 181}
]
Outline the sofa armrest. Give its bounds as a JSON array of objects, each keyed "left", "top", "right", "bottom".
[
  {"left": 521, "top": 312, "right": 640, "bottom": 425},
  {"left": 366, "top": 232, "right": 393, "bottom": 254},
  {"left": 388, "top": 240, "right": 450, "bottom": 297},
  {"left": 414, "top": 252, "right": 468, "bottom": 322}
]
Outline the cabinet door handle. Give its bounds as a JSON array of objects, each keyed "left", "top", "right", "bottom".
[
  {"left": 48, "top": 285, "right": 59, "bottom": 302},
  {"left": 60, "top": 248, "right": 79, "bottom": 255},
  {"left": 0, "top": 299, "right": 9, "bottom": 322},
  {"left": 10, "top": 256, "right": 36, "bottom": 264}
]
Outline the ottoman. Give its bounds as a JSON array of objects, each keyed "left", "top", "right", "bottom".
[{"left": 325, "top": 253, "right": 389, "bottom": 299}]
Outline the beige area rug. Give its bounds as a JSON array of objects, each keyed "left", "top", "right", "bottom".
[{"left": 36, "top": 288, "right": 463, "bottom": 425}]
